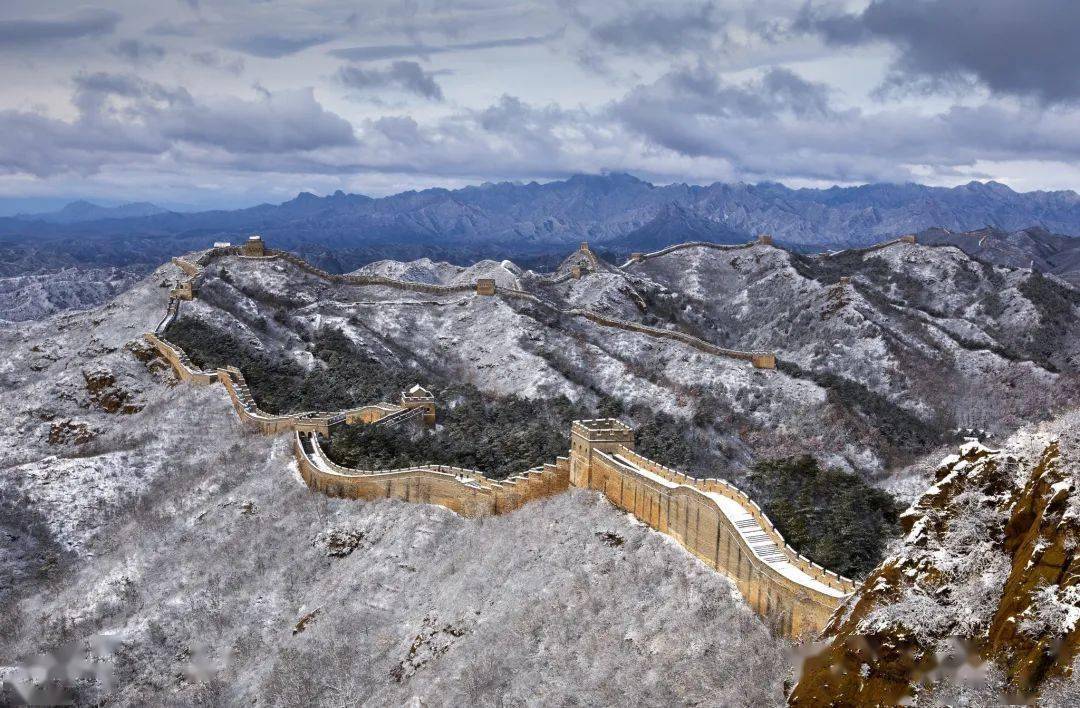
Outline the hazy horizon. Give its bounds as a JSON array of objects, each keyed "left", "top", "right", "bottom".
[{"left": 5, "top": 172, "right": 1079, "bottom": 218}]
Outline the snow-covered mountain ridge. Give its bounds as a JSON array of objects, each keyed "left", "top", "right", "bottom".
[
  {"left": 0, "top": 267, "right": 144, "bottom": 322},
  {"left": 792, "top": 412, "right": 1080, "bottom": 704},
  {"left": 162, "top": 236, "right": 1080, "bottom": 481},
  {"left": 0, "top": 258, "right": 796, "bottom": 705},
  {"left": 4, "top": 236, "right": 1080, "bottom": 703}
]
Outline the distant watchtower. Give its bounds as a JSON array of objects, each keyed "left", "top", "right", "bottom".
[
  {"left": 401, "top": 384, "right": 436, "bottom": 426},
  {"left": 170, "top": 280, "right": 195, "bottom": 301},
  {"left": 476, "top": 278, "right": 496, "bottom": 296},
  {"left": 756, "top": 234, "right": 774, "bottom": 246},
  {"left": 242, "top": 235, "right": 266, "bottom": 257},
  {"left": 569, "top": 419, "right": 635, "bottom": 489}
]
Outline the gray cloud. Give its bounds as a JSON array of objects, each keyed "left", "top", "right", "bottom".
[
  {"left": 0, "top": 8, "right": 120, "bottom": 46},
  {"left": 606, "top": 61, "right": 1080, "bottom": 184},
  {"left": 190, "top": 50, "right": 245, "bottom": 75},
  {"left": 330, "top": 29, "right": 562, "bottom": 62},
  {"left": 228, "top": 33, "right": 334, "bottom": 58},
  {"left": 589, "top": 2, "right": 725, "bottom": 53},
  {"left": 615, "top": 65, "right": 834, "bottom": 128},
  {"left": 0, "top": 74, "right": 356, "bottom": 178},
  {"left": 337, "top": 61, "right": 444, "bottom": 100},
  {"left": 157, "top": 88, "right": 357, "bottom": 153},
  {"left": 4, "top": 0, "right": 1080, "bottom": 204},
  {"left": 111, "top": 39, "right": 166, "bottom": 65},
  {"left": 801, "top": 0, "right": 1080, "bottom": 104}
]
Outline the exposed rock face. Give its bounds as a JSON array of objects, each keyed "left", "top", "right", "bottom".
[
  {"left": 47, "top": 420, "right": 95, "bottom": 446},
  {"left": 790, "top": 412, "right": 1080, "bottom": 704},
  {"left": 314, "top": 528, "right": 365, "bottom": 557},
  {"left": 82, "top": 366, "right": 142, "bottom": 414}
]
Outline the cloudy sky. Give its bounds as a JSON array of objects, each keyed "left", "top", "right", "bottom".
[{"left": 1, "top": 0, "right": 1079, "bottom": 211}]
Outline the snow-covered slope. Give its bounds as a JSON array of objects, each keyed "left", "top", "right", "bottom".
[
  {"left": 4, "top": 242, "right": 1080, "bottom": 704},
  {"left": 0, "top": 267, "right": 144, "bottom": 322},
  {"left": 0, "top": 263, "right": 793, "bottom": 705},
  {"left": 627, "top": 242, "right": 1080, "bottom": 445},
  {"left": 172, "top": 241, "right": 1080, "bottom": 480},
  {"left": 179, "top": 251, "right": 830, "bottom": 470}
]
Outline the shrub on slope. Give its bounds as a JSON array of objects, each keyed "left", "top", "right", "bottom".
[
  {"left": 743, "top": 455, "right": 901, "bottom": 579},
  {"left": 327, "top": 385, "right": 589, "bottom": 479}
]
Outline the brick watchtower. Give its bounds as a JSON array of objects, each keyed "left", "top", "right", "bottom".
[
  {"left": 242, "top": 235, "right": 266, "bottom": 257},
  {"left": 401, "top": 384, "right": 436, "bottom": 426},
  {"left": 569, "top": 419, "right": 635, "bottom": 489}
]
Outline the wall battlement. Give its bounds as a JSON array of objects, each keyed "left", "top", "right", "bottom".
[{"left": 568, "top": 418, "right": 853, "bottom": 635}]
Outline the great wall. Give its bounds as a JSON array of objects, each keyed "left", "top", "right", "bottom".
[{"left": 139, "top": 232, "right": 926, "bottom": 637}]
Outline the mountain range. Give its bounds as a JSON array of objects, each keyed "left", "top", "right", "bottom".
[
  {"left": 14, "top": 200, "right": 168, "bottom": 224},
  {"left": 3, "top": 175, "right": 1080, "bottom": 275},
  {"left": 918, "top": 225, "right": 1080, "bottom": 286},
  {"left": 4, "top": 238, "right": 1080, "bottom": 703}
]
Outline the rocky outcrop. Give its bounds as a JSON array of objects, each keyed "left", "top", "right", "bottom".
[
  {"left": 790, "top": 414, "right": 1080, "bottom": 704},
  {"left": 81, "top": 366, "right": 142, "bottom": 414}
]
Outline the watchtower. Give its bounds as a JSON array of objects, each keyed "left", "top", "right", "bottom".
[
  {"left": 401, "top": 384, "right": 436, "bottom": 426},
  {"left": 899, "top": 234, "right": 917, "bottom": 244},
  {"left": 757, "top": 234, "right": 774, "bottom": 246},
  {"left": 242, "top": 234, "right": 266, "bottom": 257},
  {"left": 476, "top": 278, "right": 496, "bottom": 296},
  {"left": 569, "top": 419, "right": 635, "bottom": 489},
  {"left": 629, "top": 252, "right": 644, "bottom": 263},
  {"left": 751, "top": 353, "right": 777, "bottom": 369},
  {"left": 170, "top": 280, "right": 195, "bottom": 301}
]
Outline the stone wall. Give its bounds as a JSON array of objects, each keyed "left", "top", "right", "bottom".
[
  {"left": 294, "top": 431, "right": 572, "bottom": 517},
  {"left": 172, "top": 242, "right": 779, "bottom": 369},
  {"left": 569, "top": 419, "right": 853, "bottom": 637},
  {"left": 171, "top": 257, "right": 202, "bottom": 277},
  {"left": 143, "top": 333, "right": 218, "bottom": 385},
  {"left": 566, "top": 308, "right": 777, "bottom": 368},
  {"left": 621, "top": 240, "right": 759, "bottom": 267},
  {"left": 145, "top": 271, "right": 855, "bottom": 638},
  {"left": 137, "top": 236, "right": 889, "bottom": 641},
  {"left": 848, "top": 234, "right": 919, "bottom": 255}
]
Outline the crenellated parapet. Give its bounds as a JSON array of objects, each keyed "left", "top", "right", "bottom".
[
  {"left": 565, "top": 309, "right": 777, "bottom": 368},
  {"left": 619, "top": 239, "right": 761, "bottom": 267},
  {"left": 569, "top": 418, "right": 854, "bottom": 636},
  {"left": 139, "top": 235, "right": 873, "bottom": 640},
  {"left": 294, "top": 431, "right": 571, "bottom": 517}
]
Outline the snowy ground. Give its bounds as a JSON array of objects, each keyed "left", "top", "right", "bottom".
[
  {"left": 0, "top": 262, "right": 796, "bottom": 706},
  {"left": 0, "top": 266, "right": 144, "bottom": 323}
]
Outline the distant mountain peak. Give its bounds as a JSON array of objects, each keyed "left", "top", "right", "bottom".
[{"left": 16, "top": 200, "right": 168, "bottom": 224}]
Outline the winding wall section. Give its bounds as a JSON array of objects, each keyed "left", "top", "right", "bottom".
[
  {"left": 141, "top": 237, "right": 876, "bottom": 636},
  {"left": 173, "top": 243, "right": 778, "bottom": 368}
]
